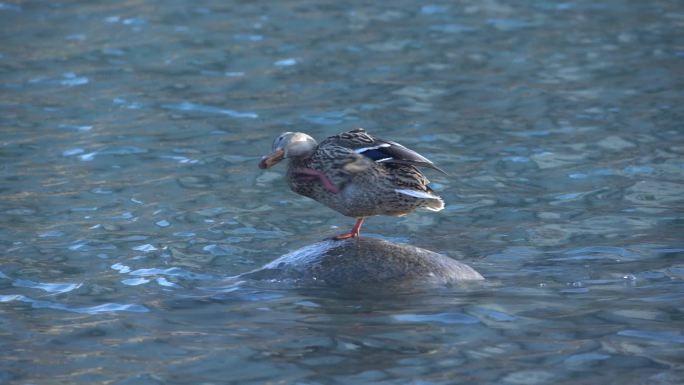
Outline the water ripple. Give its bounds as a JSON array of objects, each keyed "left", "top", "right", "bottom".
[
  {"left": 487, "top": 19, "right": 537, "bottom": 31},
  {"left": 111, "top": 263, "right": 131, "bottom": 273},
  {"left": 617, "top": 329, "right": 684, "bottom": 344},
  {"left": 0, "top": 2, "right": 22, "bottom": 11},
  {"left": 0, "top": 294, "right": 148, "bottom": 314},
  {"left": 274, "top": 58, "right": 297, "bottom": 66},
  {"left": 429, "top": 24, "right": 476, "bottom": 33},
  {"left": 301, "top": 110, "right": 358, "bottom": 125},
  {"left": 162, "top": 102, "right": 258, "bottom": 119},
  {"left": 468, "top": 306, "right": 517, "bottom": 322},
  {"left": 77, "top": 146, "right": 147, "bottom": 161},
  {"left": 58, "top": 123, "right": 93, "bottom": 132},
  {"left": 60, "top": 72, "right": 89, "bottom": 86},
  {"left": 156, "top": 277, "right": 181, "bottom": 288},
  {"left": 129, "top": 267, "right": 212, "bottom": 280},
  {"left": 421, "top": 5, "right": 449, "bottom": 15},
  {"left": 122, "top": 278, "right": 150, "bottom": 286},
  {"left": 13, "top": 279, "right": 82, "bottom": 294},
  {"left": 391, "top": 312, "right": 480, "bottom": 325},
  {"left": 132, "top": 244, "right": 158, "bottom": 252}
]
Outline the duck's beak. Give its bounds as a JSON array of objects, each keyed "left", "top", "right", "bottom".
[{"left": 258, "top": 148, "right": 285, "bottom": 169}]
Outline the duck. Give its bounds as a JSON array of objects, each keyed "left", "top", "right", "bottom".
[{"left": 258, "top": 128, "right": 446, "bottom": 240}]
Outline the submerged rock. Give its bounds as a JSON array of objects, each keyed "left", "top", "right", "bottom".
[{"left": 241, "top": 237, "right": 483, "bottom": 287}]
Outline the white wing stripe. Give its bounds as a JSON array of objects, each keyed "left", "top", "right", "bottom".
[
  {"left": 354, "top": 144, "right": 391, "bottom": 153},
  {"left": 394, "top": 189, "right": 439, "bottom": 199}
]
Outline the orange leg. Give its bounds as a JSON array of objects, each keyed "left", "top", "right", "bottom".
[{"left": 333, "top": 217, "right": 364, "bottom": 240}]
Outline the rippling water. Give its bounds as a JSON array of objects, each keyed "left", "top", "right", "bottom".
[{"left": 1, "top": 0, "right": 683, "bottom": 384}]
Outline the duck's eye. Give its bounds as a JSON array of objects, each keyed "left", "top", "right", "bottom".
[{"left": 273, "top": 135, "right": 285, "bottom": 149}]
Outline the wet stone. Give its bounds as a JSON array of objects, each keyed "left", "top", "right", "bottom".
[{"left": 241, "top": 237, "right": 483, "bottom": 288}]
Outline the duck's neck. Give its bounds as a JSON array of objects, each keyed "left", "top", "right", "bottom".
[{"left": 285, "top": 156, "right": 310, "bottom": 180}]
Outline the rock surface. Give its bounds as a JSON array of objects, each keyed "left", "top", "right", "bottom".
[{"left": 241, "top": 237, "right": 484, "bottom": 287}]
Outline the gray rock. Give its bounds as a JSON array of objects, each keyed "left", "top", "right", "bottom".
[{"left": 241, "top": 237, "right": 483, "bottom": 288}]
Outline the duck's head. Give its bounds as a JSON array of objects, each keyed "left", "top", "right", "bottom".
[{"left": 258, "top": 132, "right": 318, "bottom": 169}]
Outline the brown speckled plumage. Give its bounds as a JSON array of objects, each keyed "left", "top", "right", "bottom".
[
  {"left": 259, "top": 128, "right": 445, "bottom": 238},
  {"left": 287, "top": 155, "right": 441, "bottom": 217}
]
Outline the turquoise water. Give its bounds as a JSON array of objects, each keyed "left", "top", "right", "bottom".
[{"left": 1, "top": 0, "right": 683, "bottom": 384}]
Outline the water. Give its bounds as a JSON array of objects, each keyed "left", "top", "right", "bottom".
[{"left": 1, "top": 0, "right": 683, "bottom": 383}]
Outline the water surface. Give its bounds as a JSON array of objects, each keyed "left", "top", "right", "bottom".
[{"left": 1, "top": 0, "right": 683, "bottom": 384}]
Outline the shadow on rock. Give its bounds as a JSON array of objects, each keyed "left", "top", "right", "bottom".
[{"left": 240, "top": 237, "right": 483, "bottom": 289}]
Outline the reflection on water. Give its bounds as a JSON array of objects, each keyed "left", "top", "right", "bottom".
[{"left": 1, "top": 0, "right": 683, "bottom": 384}]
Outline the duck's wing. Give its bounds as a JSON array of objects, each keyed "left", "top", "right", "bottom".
[
  {"left": 322, "top": 128, "right": 448, "bottom": 175},
  {"left": 311, "top": 143, "right": 374, "bottom": 178},
  {"left": 384, "top": 163, "right": 445, "bottom": 212}
]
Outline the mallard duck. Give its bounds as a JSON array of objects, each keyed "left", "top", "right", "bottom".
[{"left": 258, "top": 128, "right": 446, "bottom": 239}]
